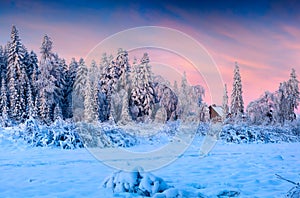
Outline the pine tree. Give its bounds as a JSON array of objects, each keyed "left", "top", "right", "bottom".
[
  {"left": 120, "top": 88, "right": 132, "bottom": 124},
  {"left": 39, "top": 90, "right": 51, "bottom": 124},
  {"left": 131, "top": 57, "right": 139, "bottom": 87},
  {"left": 0, "top": 46, "right": 7, "bottom": 82},
  {"left": 277, "top": 82, "right": 289, "bottom": 125},
  {"left": 64, "top": 58, "right": 78, "bottom": 119},
  {"left": 99, "top": 49, "right": 130, "bottom": 122},
  {"left": 53, "top": 56, "right": 68, "bottom": 119},
  {"left": 37, "top": 35, "right": 57, "bottom": 123},
  {"left": 25, "top": 51, "right": 39, "bottom": 104},
  {"left": 129, "top": 53, "right": 155, "bottom": 121},
  {"left": 231, "top": 62, "right": 244, "bottom": 117},
  {"left": 0, "top": 78, "right": 9, "bottom": 126},
  {"left": 19, "top": 66, "right": 29, "bottom": 121},
  {"left": 173, "top": 80, "right": 179, "bottom": 95},
  {"left": 222, "top": 84, "right": 229, "bottom": 118},
  {"left": 181, "top": 71, "right": 188, "bottom": 96},
  {"left": 287, "top": 68, "right": 299, "bottom": 121},
  {"left": 53, "top": 103, "right": 63, "bottom": 121},
  {"left": 7, "top": 26, "right": 28, "bottom": 121},
  {"left": 84, "top": 69, "right": 99, "bottom": 123},
  {"left": 33, "top": 93, "right": 40, "bottom": 119},
  {"left": 27, "top": 83, "right": 35, "bottom": 118},
  {"left": 89, "top": 60, "right": 99, "bottom": 85},
  {"left": 74, "top": 58, "right": 88, "bottom": 95},
  {"left": 177, "top": 71, "right": 190, "bottom": 120},
  {"left": 99, "top": 53, "right": 108, "bottom": 75}
]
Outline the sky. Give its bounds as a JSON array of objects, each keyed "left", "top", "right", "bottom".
[{"left": 0, "top": 0, "right": 300, "bottom": 111}]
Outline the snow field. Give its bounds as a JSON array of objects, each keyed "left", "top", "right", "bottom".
[{"left": 1, "top": 134, "right": 299, "bottom": 197}]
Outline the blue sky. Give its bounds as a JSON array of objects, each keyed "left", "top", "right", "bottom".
[{"left": 0, "top": 0, "right": 300, "bottom": 109}]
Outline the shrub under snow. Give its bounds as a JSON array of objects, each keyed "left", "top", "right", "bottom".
[
  {"left": 77, "top": 122, "right": 137, "bottom": 148},
  {"left": 102, "top": 168, "right": 182, "bottom": 197},
  {"left": 1, "top": 118, "right": 138, "bottom": 149},
  {"left": 17, "top": 118, "right": 84, "bottom": 149},
  {"left": 221, "top": 123, "right": 300, "bottom": 144}
]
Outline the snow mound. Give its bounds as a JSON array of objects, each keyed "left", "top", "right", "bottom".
[
  {"left": 77, "top": 122, "right": 137, "bottom": 148},
  {"left": 102, "top": 168, "right": 181, "bottom": 197}
]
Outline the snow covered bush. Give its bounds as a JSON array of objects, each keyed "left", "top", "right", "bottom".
[
  {"left": 0, "top": 117, "right": 139, "bottom": 149},
  {"left": 221, "top": 124, "right": 300, "bottom": 144},
  {"left": 102, "top": 167, "right": 179, "bottom": 197},
  {"left": 197, "top": 122, "right": 209, "bottom": 136},
  {"left": 18, "top": 118, "right": 84, "bottom": 149},
  {"left": 290, "top": 118, "right": 300, "bottom": 136},
  {"left": 76, "top": 122, "right": 137, "bottom": 148}
]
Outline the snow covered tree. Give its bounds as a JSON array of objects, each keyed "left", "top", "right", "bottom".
[
  {"left": 53, "top": 57, "right": 69, "bottom": 119},
  {"left": 39, "top": 90, "right": 51, "bottom": 124},
  {"left": 99, "top": 49, "right": 130, "bottom": 122},
  {"left": 231, "top": 62, "right": 244, "bottom": 117},
  {"left": 129, "top": 53, "right": 155, "bottom": 122},
  {"left": 176, "top": 71, "right": 206, "bottom": 122},
  {"left": 99, "top": 53, "right": 109, "bottom": 75},
  {"left": 247, "top": 91, "right": 277, "bottom": 125},
  {"left": 272, "top": 69, "right": 299, "bottom": 125},
  {"left": 119, "top": 87, "right": 132, "bottom": 124},
  {"left": 53, "top": 103, "right": 63, "bottom": 121},
  {"left": 89, "top": 60, "right": 99, "bottom": 85},
  {"left": 277, "top": 82, "right": 289, "bottom": 125},
  {"left": 74, "top": 58, "right": 88, "bottom": 95},
  {"left": 177, "top": 71, "right": 189, "bottom": 119},
  {"left": 36, "top": 35, "right": 57, "bottom": 124},
  {"left": 73, "top": 58, "right": 88, "bottom": 121},
  {"left": 25, "top": 51, "right": 39, "bottom": 105},
  {"left": 222, "top": 84, "right": 229, "bottom": 118},
  {"left": 27, "top": 83, "right": 35, "bottom": 118},
  {"left": 180, "top": 71, "right": 188, "bottom": 97},
  {"left": 286, "top": 68, "right": 299, "bottom": 121},
  {"left": 0, "top": 46, "right": 7, "bottom": 81},
  {"left": 0, "top": 78, "right": 9, "bottom": 126},
  {"left": 173, "top": 80, "right": 179, "bottom": 95},
  {"left": 7, "top": 25, "right": 28, "bottom": 121},
  {"left": 83, "top": 67, "right": 99, "bottom": 123},
  {"left": 64, "top": 58, "right": 78, "bottom": 119},
  {"left": 153, "top": 83, "right": 178, "bottom": 121}
]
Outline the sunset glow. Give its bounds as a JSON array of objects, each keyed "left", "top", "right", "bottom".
[{"left": 1, "top": 0, "right": 299, "bottom": 112}]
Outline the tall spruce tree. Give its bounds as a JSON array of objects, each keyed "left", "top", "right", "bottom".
[
  {"left": 7, "top": 26, "right": 29, "bottom": 121},
  {"left": 37, "top": 35, "right": 57, "bottom": 124},
  {"left": 231, "top": 62, "right": 244, "bottom": 117},
  {"left": 287, "top": 68, "right": 299, "bottom": 120},
  {"left": 0, "top": 78, "right": 9, "bottom": 126},
  {"left": 222, "top": 84, "right": 229, "bottom": 118}
]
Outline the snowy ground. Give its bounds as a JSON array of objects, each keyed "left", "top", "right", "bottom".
[{"left": 0, "top": 135, "right": 300, "bottom": 197}]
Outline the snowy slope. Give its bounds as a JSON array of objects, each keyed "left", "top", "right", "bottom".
[{"left": 1, "top": 134, "right": 299, "bottom": 197}]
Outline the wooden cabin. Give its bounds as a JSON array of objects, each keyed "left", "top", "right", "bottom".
[{"left": 209, "top": 105, "right": 224, "bottom": 121}]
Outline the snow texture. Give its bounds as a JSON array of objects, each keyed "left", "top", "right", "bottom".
[
  {"left": 1, "top": 134, "right": 300, "bottom": 197},
  {"left": 220, "top": 123, "right": 300, "bottom": 144},
  {"left": 102, "top": 167, "right": 175, "bottom": 197},
  {"left": 77, "top": 122, "right": 137, "bottom": 148}
]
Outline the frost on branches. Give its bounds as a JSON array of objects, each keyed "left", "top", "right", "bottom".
[
  {"left": 230, "top": 62, "right": 244, "bottom": 118},
  {"left": 129, "top": 53, "right": 155, "bottom": 122},
  {"left": 247, "top": 68, "right": 299, "bottom": 125}
]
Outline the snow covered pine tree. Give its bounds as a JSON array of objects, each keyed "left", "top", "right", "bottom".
[{"left": 231, "top": 62, "right": 244, "bottom": 119}]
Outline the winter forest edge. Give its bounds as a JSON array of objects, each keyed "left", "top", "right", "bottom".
[{"left": 0, "top": 26, "right": 299, "bottom": 149}]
